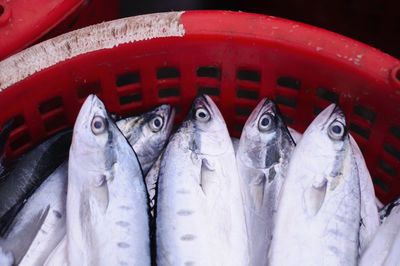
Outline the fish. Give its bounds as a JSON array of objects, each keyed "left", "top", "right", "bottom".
[
  {"left": 0, "top": 246, "right": 13, "bottom": 266},
  {"left": 66, "top": 95, "right": 150, "bottom": 265},
  {"left": 0, "top": 163, "right": 67, "bottom": 266},
  {"left": 269, "top": 104, "right": 361, "bottom": 266},
  {"left": 156, "top": 95, "right": 249, "bottom": 265},
  {"left": 231, "top": 137, "right": 240, "bottom": 154},
  {"left": 117, "top": 104, "right": 175, "bottom": 175},
  {"left": 359, "top": 197, "right": 400, "bottom": 266},
  {"left": 350, "top": 136, "right": 380, "bottom": 253},
  {"left": 382, "top": 227, "right": 400, "bottom": 266},
  {"left": 145, "top": 154, "right": 162, "bottom": 215},
  {"left": 236, "top": 98, "right": 295, "bottom": 265},
  {"left": 288, "top": 127, "right": 302, "bottom": 143},
  {"left": 0, "top": 130, "right": 71, "bottom": 233}
]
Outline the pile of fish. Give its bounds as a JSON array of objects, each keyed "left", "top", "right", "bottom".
[{"left": 0, "top": 94, "right": 398, "bottom": 266}]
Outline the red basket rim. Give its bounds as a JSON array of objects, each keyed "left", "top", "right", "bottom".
[{"left": 0, "top": 10, "right": 399, "bottom": 93}]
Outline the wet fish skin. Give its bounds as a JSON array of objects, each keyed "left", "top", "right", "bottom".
[
  {"left": 0, "top": 130, "right": 71, "bottom": 233},
  {"left": 117, "top": 104, "right": 175, "bottom": 175},
  {"left": 156, "top": 95, "right": 249, "bottom": 266},
  {"left": 350, "top": 136, "right": 380, "bottom": 253},
  {"left": 0, "top": 163, "right": 67, "bottom": 265},
  {"left": 270, "top": 104, "right": 360, "bottom": 266},
  {"left": 67, "top": 95, "right": 150, "bottom": 266},
  {"left": 359, "top": 198, "right": 400, "bottom": 266},
  {"left": 236, "top": 98, "right": 295, "bottom": 265}
]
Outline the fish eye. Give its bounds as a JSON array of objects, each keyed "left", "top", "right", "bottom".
[
  {"left": 149, "top": 116, "right": 164, "bottom": 132},
  {"left": 258, "top": 113, "right": 274, "bottom": 132},
  {"left": 91, "top": 116, "right": 107, "bottom": 135},
  {"left": 328, "top": 120, "right": 346, "bottom": 140},
  {"left": 195, "top": 107, "right": 210, "bottom": 122}
]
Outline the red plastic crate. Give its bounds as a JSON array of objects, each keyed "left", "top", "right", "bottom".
[{"left": 0, "top": 11, "right": 399, "bottom": 203}]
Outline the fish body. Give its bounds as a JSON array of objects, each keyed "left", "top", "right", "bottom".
[
  {"left": 117, "top": 104, "right": 174, "bottom": 175},
  {"left": 360, "top": 198, "right": 400, "bottom": 266},
  {"left": 0, "top": 163, "right": 67, "bottom": 265},
  {"left": 67, "top": 95, "right": 150, "bottom": 266},
  {"left": 350, "top": 136, "right": 380, "bottom": 253},
  {"left": 236, "top": 98, "right": 295, "bottom": 265},
  {"left": 0, "top": 130, "right": 71, "bottom": 232},
  {"left": 156, "top": 95, "right": 249, "bottom": 265},
  {"left": 288, "top": 127, "right": 302, "bottom": 143},
  {"left": 270, "top": 104, "right": 361, "bottom": 266}
]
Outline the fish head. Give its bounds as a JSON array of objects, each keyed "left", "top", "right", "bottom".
[
  {"left": 70, "top": 95, "right": 123, "bottom": 188},
  {"left": 302, "top": 104, "right": 349, "bottom": 160},
  {"left": 238, "top": 98, "right": 295, "bottom": 169},
  {"left": 296, "top": 104, "right": 352, "bottom": 216},
  {"left": 186, "top": 95, "right": 230, "bottom": 156},
  {"left": 117, "top": 104, "right": 175, "bottom": 173}
]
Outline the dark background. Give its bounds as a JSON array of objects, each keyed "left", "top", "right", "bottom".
[{"left": 120, "top": 0, "right": 400, "bottom": 59}]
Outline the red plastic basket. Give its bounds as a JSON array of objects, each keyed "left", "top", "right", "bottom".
[{"left": 0, "top": 11, "right": 399, "bottom": 203}]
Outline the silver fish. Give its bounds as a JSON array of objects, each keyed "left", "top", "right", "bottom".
[
  {"left": 350, "top": 136, "right": 380, "bottom": 253},
  {"left": 0, "top": 130, "right": 71, "bottom": 232},
  {"left": 288, "top": 127, "right": 302, "bottom": 143},
  {"left": 117, "top": 104, "right": 175, "bottom": 175},
  {"left": 156, "top": 95, "right": 249, "bottom": 265},
  {"left": 66, "top": 95, "right": 150, "bottom": 266},
  {"left": 270, "top": 104, "right": 360, "bottom": 266},
  {"left": 0, "top": 163, "right": 67, "bottom": 266},
  {"left": 236, "top": 98, "right": 295, "bottom": 265},
  {"left": 360, "top": 198, "right": 400, "bottom": 266},
  {"left": 0, "top": 246, "right": 12, "bottom": 266}
]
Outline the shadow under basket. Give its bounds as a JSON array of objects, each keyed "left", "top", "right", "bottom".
[{"left": 0, "top": 11, "right": 399, "bottom": 204}]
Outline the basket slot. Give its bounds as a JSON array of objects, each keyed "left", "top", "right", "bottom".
[
  {"left": 197, "top": 66, "right": 221, "bottom": 80},
  {"left": 377, "top": 158, "right": 397, "bottom": 177},
  {"left": 373, "top": 175, "right": 390, "bottom": 193},
  {"left": 353, "top": 105, "right": 376, "bottom": 124},
  {"left": 384, "top": 143, "right": 400, "bottom": 161},
  {"left": 276, "top": 76, "right": 301, "bottom": 91},
  {"left": 158, "top": 87, "right": 180, "bottom": 98},
  {"left": 77, "top": 81, "right": 102, "bottom": 99},
  {"left": 236, "top": 88, "right": 259, "bottom": 100},
  {"left": 315, "top": 87, "right": 339, "bottom": 103},
  {"left": 157, "top": 67, "right": 180, "bottom": 79},
  {"left": 349, "top": 122, "right": 371, "bottom": 139},
  {"left": 10, "top": 131, "right": 31, "bottom": 151},
  {"left": 43, "top": 113, "right": 68, "bottom": 133},
  {"left": 235, "top": 106, "right": 252, "bottom": 117},
  {"left": 237, "top": 69, "right": 260, "bottom": 83},
  {"left": 390, "top": 126, "right": 400, "bottom": 140},
  {"left": 8, "top": 115, "right": 25, "bottom": 130},
  {"left": 119, "top": 92, "right": 142, "bottom": 105},
  {"left": 275, "top": 95, "right": 297, "bottom": 108},
  {"left": 116, "top": 72, "right": 140, "bottom": 87},
  {"left": 38, "top": 96, "right": 63, "bottom": 114},
  {"left": 197, "top": 87, "right": 220, "bottom": 96}
]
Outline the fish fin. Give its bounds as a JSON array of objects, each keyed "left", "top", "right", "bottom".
[
  {"left": 350, "top": 137, "right": 380, "bottom": 253},
  {"left": 199, "top": 158, "right": 216, "bottom": 195},
  {"left": 304, "top": 177, "right": 327, "bottom": 216},
  {"left": 250, "top": 172, "right": 267, "bottom": 211}
]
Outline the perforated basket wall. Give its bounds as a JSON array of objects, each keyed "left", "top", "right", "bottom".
[{"left": 0, "top": 11, "right": 399, "bottom": 203}]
